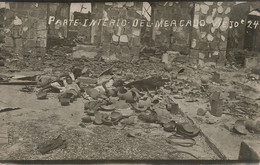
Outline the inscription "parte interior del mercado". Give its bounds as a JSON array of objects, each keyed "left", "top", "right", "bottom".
[{"left": 48, "top": 16, "right": 259, "bottom": 29}]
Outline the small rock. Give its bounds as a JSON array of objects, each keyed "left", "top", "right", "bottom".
[{"left": 197, "top": 108, "right": 207, "bottom": 116}]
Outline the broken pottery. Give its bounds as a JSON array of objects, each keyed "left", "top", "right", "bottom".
[
  {"left": 163, "top": 120, "right": 176, "bottom": 132},
  {"left": 111, "top": 111, "right": 123, "bottom": 122},
  {"left": 233, "top": 119, "right": 248, "bottom": 135},
  {"left": 131, "top": 103, "right": 148, "bottom": 112},
  {"left": 100, "top": 104, "right": 116, "bottom": 111},
  {"left": 176, "top": 122, "right": 200, "bottom": 137}
]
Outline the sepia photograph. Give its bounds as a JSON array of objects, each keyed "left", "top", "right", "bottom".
[{"left": 0, "top": 0, "right": 259, "bottom": 161}]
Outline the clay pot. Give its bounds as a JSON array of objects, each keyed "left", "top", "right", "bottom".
[
  {"left": 117, "top": 87, "right": 127, "bottom": 100},
  {"left": 124, "top": 90, "right": 135, "bottom": 103},
  {"left": 138, "top": 98, "right": 152, "bottom": 108},
  {"left": 164, "top": 63, "right": 173, "bottom": 72}
]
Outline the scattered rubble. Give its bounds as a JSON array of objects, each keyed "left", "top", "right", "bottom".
[{"left": 0, "top": 41, "right": 259, "bottom": 160}]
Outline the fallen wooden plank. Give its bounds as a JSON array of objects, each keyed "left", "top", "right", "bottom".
[{"left": 0, "top": 81, "right": 37, "bottom": 85}]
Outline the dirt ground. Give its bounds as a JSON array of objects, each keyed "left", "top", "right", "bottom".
[{"left": 0, "top": 85, "right": 219, "bottom": 160}]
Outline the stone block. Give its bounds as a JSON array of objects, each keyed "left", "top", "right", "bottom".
[
  {"left": 29, "top": 10, "right": 38, "bottom": 18},
  {"left": 119, "top": 35, "right": 128, "bottom": 46},
  {"left": 24, "top": 39, "right": 37, "bottom": 48},
  {"left": 5, "top": 36, "right": 14, "bottom": 47},
  {"left": 28, "top": 29, "right": 37, "bottom": 39},
  {"left": 37, "top": 30, "right": 47, "bottom": 38},
  {"left": 190, "top": 49, "right": 200, "bottom": 59},
  {"left": 112, "top": 35, "right": 119, "bottom": 45},
  {"left": 36, "top": 39, "right": 46, "bottom": 47},
  {"left": 37, "top": 20, "right": 47, "bottom": 30},
  {"left": 196, "top": 42, "right": 209, "bottom": 50},
  {"left": 239, "top": 140, "right": 260, "bottom": 160}
]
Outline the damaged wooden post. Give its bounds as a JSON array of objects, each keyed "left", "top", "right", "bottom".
[{"left": 209, "top": 91, "right": 223, "bottom": 117}]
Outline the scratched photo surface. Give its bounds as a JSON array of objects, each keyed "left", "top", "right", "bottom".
[{"left": 0, "top": 1, "right": 259, "bottom": 161}]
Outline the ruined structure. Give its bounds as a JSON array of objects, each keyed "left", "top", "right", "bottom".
[{"left": 0, "top": 1, "right": 259, "bottom": 67}]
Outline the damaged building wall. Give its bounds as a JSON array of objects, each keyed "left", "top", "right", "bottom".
[
  {"left": 225, "top": 2, "right": 260, "bottom": 67},
  {"left": 227, "top": 2, "right": 260, "bottom": 51},
  {"left": 99, "top": 2, "right": 143, "bottom": 61},
  {"left": 68, "top": 11, "right": 92, "bottom": 44},
  {"left": 190, "top": 2, "right": 234, "bottom": 67},
  {"left": 3, "top": 2, "right": 48, "bottom": 56},
  {"left": 47, "top": 3, "right": 70, "bottom": 39},
  {"left": 152, "top": 2, "right": 193, "bottom": 55}
]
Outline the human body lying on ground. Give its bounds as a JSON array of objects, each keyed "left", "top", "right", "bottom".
[{"left": 39, "top": 72, "right": 81, "bottom": 102}]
